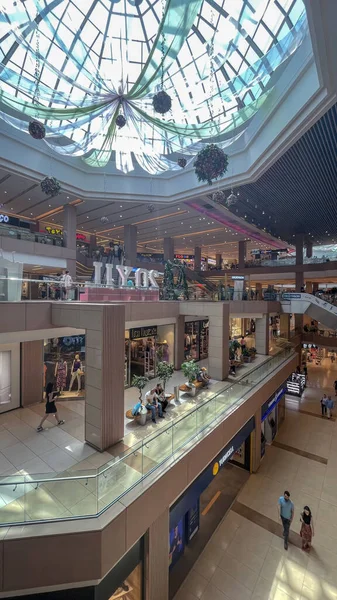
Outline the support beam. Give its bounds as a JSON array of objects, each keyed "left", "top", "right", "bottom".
[
  {"left": 295, "top": 271, "right": 304, "bottom": 292},
  {"left": 64, "top": 204, "right": 77, "bottom": 277},
  {"left": 255, "top": 315, "right": 269, "bottom": 355},
  {"left": 238, "top": 240, "right": 246, "bottom": 269},
  {"left": 306, "top": 242, "right": 313, "bottom": 259},
  {"left": 146, "top": 508, "right": 169, "bottom": 600},
  {"left": 164, "top": 237, "right": 174, "bottom": 261},
  {"left": 21, "top": 340, "right": 44, "bottom": 406},
  {"left": 208, "top": 303, "right": 229, "bottom": 380},
  {"left": 194, "top": 247, "right": 201, "bottom": 271},
  {"left": 124, "top": 224, "right": 137, "bottom": 266},
  {"left": 279, "top": 314, "right": 290, "bottom": 340},
  {"left": 295, "top": 233, "right": 304, "bottom": 266},
  {"left": 251, "top": 409, "right": 262, "bottom": 473},
  {"left": 174, "top": 315, "right": 185, "bottom": 370},
  {"left": 216, "top": 253, "right": 222, "bottom": 269}
]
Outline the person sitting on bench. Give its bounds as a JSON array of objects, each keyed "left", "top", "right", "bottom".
[
  {"left": 154, "top": 383, "right": 168, "bottom": 412},
  {"left": 197, "top": 367, "right": 211, "bottom": 387},
  {"left": 145, "top": 388, "right": 164, "bottom": 423}
]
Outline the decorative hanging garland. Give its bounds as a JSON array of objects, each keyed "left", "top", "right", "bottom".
[
  {"left": 194, "top": 144, "right": 228, "bottom": 185},
  {"left": 116, "top": 114, "right": 126, "bottom": 128},
  {"left": 212, "top": 190, "right": 226, "bottom": 204},
  {"left": 100, "top": 216, "right": 109, "bottom": 224},
  {"left": 29, "top": 23, "right": 46, "bottom": 140},
  {"left": 40, "top": 176, "right": 61, "bottom": 197},
  {"left": 178, "top": 158, "right": 187, "bottom": 168},
  {"left": 147, "top": 203, "right": 155, "bottom": 213},
  {"left": 152, "top": 90, "right": 172, "bottom": 115}
]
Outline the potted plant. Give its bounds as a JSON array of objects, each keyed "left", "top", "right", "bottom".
[
  {"left": 156, "top": 361, "right": 175, "bottom": 397},
  {"left": 181, "top": 360, "right": 200, "bottom": 396},
  {"left": 131, "top": 375, "right": 149, "bottom": 425},
  {"left": 242, "top": 348, "right": 251, "bottom": 363}
]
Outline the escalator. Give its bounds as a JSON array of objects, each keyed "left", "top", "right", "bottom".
[
  {"left": 281, "top": 293, "right": 337, "bottom": 330},
  {"left": 184, "top": 267, "right": 217, "bottom": 294}
]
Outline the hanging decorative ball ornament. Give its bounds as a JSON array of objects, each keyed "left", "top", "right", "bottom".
[
  {"left": 178, "top": 158, "right": 187, "bottom": 169},
  {"left": 152, "top": 90, "right": 172, "bottom": 115},
  {"left": 100, "top": 216, "right": 109, "bottom": 224},
  {"left": 116, "top": 114, "right": 126, "bottom": 129},
  {"left": 40, "top": 176, "right": 61, "bottom": 197},
  {"left": 194, "top": 144, "right": 229, "bottom": 185},
  {"left": 29, "top": 120, "right": 46, "bottom": 140},
  {"left": 226, "top": 189, "right": 238, "bottom": 207},
  {"left": 212, "top": 190, "right": 226, "bottom": 204},
  {"left": 147, "top": 204, "right": 155, "bottom": 213}
]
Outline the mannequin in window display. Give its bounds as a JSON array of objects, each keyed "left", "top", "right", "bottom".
[
  {"left": 69, "top": 353, "right": 83, "bottom": 394},
  {"left": 55, "top": 358, "right": 67, "bottom": 394}
]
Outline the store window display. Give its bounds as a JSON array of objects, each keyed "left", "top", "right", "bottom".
[
  {"left": 184, "top": 320, "right": 209, "bottom": 362},
  {"left": 44, "top": 336, "right": 85, "bottom": 399},
  {"left": 108, "top": 564, "right": 142, "bottom": 600}
]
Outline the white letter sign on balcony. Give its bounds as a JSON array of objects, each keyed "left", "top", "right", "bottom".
[{"left": 91, "top": 263, "right": 159, "bottom": 289}]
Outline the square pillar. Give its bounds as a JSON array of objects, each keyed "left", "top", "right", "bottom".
[
  {"left": 251, "top": 409, "right": 262, "bottom": 473},
  {"left": 255, "top": 282, "right": 262, "bottom": 300},
  {"left": 306, "top": 281, "right": 313, "bottom": 294},
  {"left": 21, "top": 340, "right": 44, "bottom": 406},
  {"left": 124, "top": 224, "right": 137, "bottom": 266},
  {"left": 295, "top": 233, "right": 304, "bottom": 265},
  {"left": 295, "top": 313, "right": 303, "bottom": 333},
  {"left": 174, "top": 315, "right": 185, "bottom": 370},
  {"left": 85, "top": 304, "right": 126, "bottom": 450},
  {"left": 296, "top": 271, "right": 304, "bottom": 292},
  {"left": 279, "top": 314, "right": 290, "bottom": 340},
  {"left": 89, "top": 234, "right": 97, "bottom": 256},
  {"left": 164, "top": 237, "right": 174, "bottom": 261},
  {"left": 313, "top": 282, "right": 319, "bottom": 293},
  {"left": 238, "top": 240, "right": 246, "bottom": 269},
  {"left": 194, "top": 247, "right": 201, "bottom": 270},
  {"left": 216, "top": 253, "right": 222, "bottom": 269},
  {"left": 63, "top": 204, "right": 77, "bottom": 251},
  {"left": 146, "top": 508, "right": 169, "bottom": 600},
  {"left": 255, "top": 315, "right": 269, "bottom": 355},
  {"left": 306, "top": 242, "right": 313, "bottom": 259},
  {"left": 208, "top": 303, "right": 229, "bottom": 380}
]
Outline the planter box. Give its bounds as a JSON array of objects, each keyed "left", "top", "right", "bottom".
[{"left": 243, "top": 356, "right": 252, "bottom": 363}]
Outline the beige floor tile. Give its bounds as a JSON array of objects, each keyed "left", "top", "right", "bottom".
[
  {"left": 193, "top": 556, "right": 218, "bottom": 581},
  {"left": 278, "top": 559, "right": 306, "bottom": 600},
  {"left": 181, "top": 570, "right": 208, "bottom": 599},
  {"left": 174, "top": 589, "right": 198, "bottom": 600},
  {"left": 210, "top": 566, "right": 252, "bottom": 600},
  {"left": 200, "top": 541, "right": 226, "bottom": 566},
  {"left": 252, "top": 576, "right": 278, "bottom": 600},
  {"left": 200, "top": 582, "right": 231, "bottom": 600},
  {"left": 226, "top": 537, "right": 265, "bottom": 572},
  {"left": 218, "top": 551, "right": 259, "bottom": 591}
]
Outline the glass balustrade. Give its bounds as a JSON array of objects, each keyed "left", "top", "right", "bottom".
[{"left": 0, "top": 346, "right": 294, "bottom": 526}]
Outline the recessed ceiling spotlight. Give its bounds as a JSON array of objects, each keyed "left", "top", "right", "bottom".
[{"left": 67, "top": 196, "right": 69, "bottom": 199}]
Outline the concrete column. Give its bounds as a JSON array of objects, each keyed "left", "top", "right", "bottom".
[
  {"left": 295, "top": 233, "right": 304, "bottom": 265},
  {"left": 295, "top": 313, "right": 303, "bottom": 333},
  {"left": 63, "top": 204, "right": 77, "bottom": 251},
  {"left": 208, "top": 303, "right": 229, "bottom": 380},
  {"left": 146, "top": 508, "right": 169, "bottom": 600},
  {"left": 174, "top": 315, "right": 185, "bottom": 370},
  {"left": 238, "top": 240, "right": 246, "bottom": 269},
  {"left": 194, "top": 247, "right": 201, "bottom": 270},
  {"left": 89, "top": 234, "right": 97, "bottom": 256},
  {"left": 85, "top": 304, "right": 126, "bottom": 450},
  {"left": 255, "top": 315, "right": 269, "bottom": 355},
  {"left": 279, "top": 314, "right": 290, "bottom": 340},
  {"left": 164, "top": 237, "right": 174, "bottom": 261},
  {"left": 251, "top": 409, "right": 262, "bottom": 473},
  {"left": 216, "top": 253, "right": 222, "bottom": 269},
  {"left": 255, "top": 282, "right": 263, "bottom": 300},
  {"left": 295, "top": 271, "right": 304, "bottom": 292},
  {"left": 124, "top": 224, "right": 137, "bottom": 266},
  {"left": 66, "top": 258, "right": 76, "bottom": 279},
  {"left": 306, "top": 242, "right": 313, "bottom": 259},
  {"left": 313, "top": 282, "right": 319, "bottom": 293},
  {"left": 21, "top": 340, "right": 44, "bottom": 406},
  {"left": 306, "top": 281, "right": 313, "bottom": 294}
]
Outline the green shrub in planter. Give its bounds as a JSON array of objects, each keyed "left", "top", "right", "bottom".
[
  {"left": 131, "top": 375, "right": 149, "bottom": 401},
  {"left": 181, "top": 360, "right": 200, "bottom": 384},
  {"left": 156, "top": 361, "right": 175, "bottom": 392}
]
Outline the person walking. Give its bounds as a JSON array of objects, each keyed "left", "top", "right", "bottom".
[
  {"left": 278, "top": 490, "right": 294, "bottom": 550},
  {"left": 321, "top": 393, "right": 327, "bottom": 417},
  {"left": 327, "top": 396, "right": 334, "bottom": 419},
  {"left": 37, "top": 382, "right": 65, "bottom": 431},
  {"left": 61, "top": 269, "right": 73, "bottom": 300},
  {"left": 300, "top": 506, "right": 314, "bottom": 551}
]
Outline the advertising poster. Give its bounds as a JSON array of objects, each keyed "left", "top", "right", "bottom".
[
  {"left": 186, "top": 501, "right": 200, "bottom": 543},
  {"left": 169, "top": 519, "right": 184, "bottom": 568}
]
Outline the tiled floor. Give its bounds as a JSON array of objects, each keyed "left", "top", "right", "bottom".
[
  {"left": 174, "top": 360, "right": 337, "bottom": 600},
  {"left": 0, "top": 353, "right": 275, "bottom": 525}
]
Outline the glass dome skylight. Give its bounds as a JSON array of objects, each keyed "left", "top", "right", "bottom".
[{"left": 0, "top": 0, "right": 307, "bottom": 174}]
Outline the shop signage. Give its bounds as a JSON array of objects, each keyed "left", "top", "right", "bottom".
[
  {"left": 261, "top": 386, "right": 285, "bottom": 421},
  {"left": 130, "top": 326, "right": 157, "bottom": 340},
  {"left": 231, "top": 275, "right": 245, "bottom": 280},
  {"left": 0, "top": 214, "right": 9, "bottom": 223},
  {"left": 282, "top": 293, "right": 301, "bottom": 299},
  {"left": 93, "top": 262, "right": 160, "bottom": 289},
  {"left": 62, "top": 336, "right": 85, "bottom": 346},
  {"left": 76, "top": 233, "right": 87, "bottom": 242},
  {"left": 218, "top": 445, "right": 235, "bottom": 467},
  {"left": 45, "top": 226, "right": 62, "bottom": 236}
]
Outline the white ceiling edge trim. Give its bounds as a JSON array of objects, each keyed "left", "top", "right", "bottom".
[{"left": 0, "top": 326, "right": 85, "bottom": 345}]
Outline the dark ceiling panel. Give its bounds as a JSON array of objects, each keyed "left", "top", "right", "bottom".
[{"left": 227, "top": 102, "right": 337, "bottom": 245}]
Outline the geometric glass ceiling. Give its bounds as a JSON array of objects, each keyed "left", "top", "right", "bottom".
[{"left": 0, "top": 0, "right": 307, "bottom": 174}]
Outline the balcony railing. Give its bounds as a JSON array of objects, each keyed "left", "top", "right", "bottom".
[
  {"left": 0, "top": 225, "right": 64, "bottom": 246},
  {"left": 0, "top": 347, "right": 294, "bottom": 526}
]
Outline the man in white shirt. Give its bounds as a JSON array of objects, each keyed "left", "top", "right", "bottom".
[
  {"left": 61, "top": 270, "right": 73, "bottom": 300},
  {"left": 145, "top": 388, "right": 164, "bottom": 423}
]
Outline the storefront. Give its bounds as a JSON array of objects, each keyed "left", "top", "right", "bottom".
[
  {"left": 184, "top": 319, "right": 209, "bottom": 362},
  {"left": 44, "top": 335, "right": 86, "bottom": 397},
  {"left": 261, "top": 385, "right": 286, "bottom": 451},
  {"left": 0, "top": 343, "right": 20, "bottom": 414},
  {"left": 286, "top": 372, "right": 306, "bottom": 397},
  {"left": 169, "top": 418, "right": 254, "bottom": 598},
  {"left": 125, "top": 324, "right": 175, "bottom": 387}
]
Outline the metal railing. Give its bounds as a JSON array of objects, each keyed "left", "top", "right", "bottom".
[
  {"left": 0, "top": 346, "right": 294, "bottom": 526},
  {"left": 0, "top": 226, "right": 63, "bottom": 246}
]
